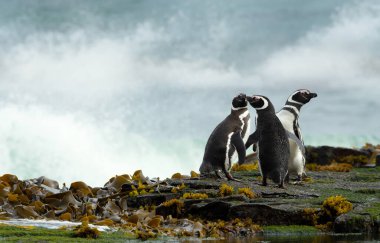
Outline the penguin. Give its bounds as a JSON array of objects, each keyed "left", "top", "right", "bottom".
[
  {"left": 199, "top": 93, "right": 250, "bottom": 181},
  {"left": 276, "top": 89, "right": 317, "bottom": 181},
  {"left": 245, "top": 95, "right": 289, "bottom": 188}
]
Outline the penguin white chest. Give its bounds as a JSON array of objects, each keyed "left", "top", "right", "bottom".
[
  {"left": 276, "top": 110, "right": 294, "bottom": 133},
  {"left": 239, "top": 110, "right": 250, "bottom": 143}
]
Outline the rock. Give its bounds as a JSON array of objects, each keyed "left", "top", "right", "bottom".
[
  {"left": 186, "top": 201, "right": 231, "bottom": 220},
  {"left": 260, "top": 191, "right": 319, "bottom": 199},
  {"left": 306, "top": 146, "right": 370, "bottom": 165},
  {"left": 156, "top": 199, "right": 184, "bottom": 218},
  {"left": 183, "top": 195, "right": 248, "bottom": 209},
  {"left": 334, "top": 213, "right": 374, "bottom": 233},
  {"left": 127, "top": 193, "right": 179, "bottom": 208},
  {"left": 374, "top": 217, "right": 380, "bottom": 233},
  {"left": 228, "top": 203, "right": 305, "bottom": 225},
  {"left": 37, "top": 176, "right": 60, "bottom": 189},
  {"left": 376, "top": 154, "right": 380, "bottom": 166},
  {"left": 166, "top": 179, "right": 220, "bottom": 190}
]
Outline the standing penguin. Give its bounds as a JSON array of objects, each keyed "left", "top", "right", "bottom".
[
  {"left": 200, "top": 93, "right": 250, "bottom": 181},
  {"left": 276, "top": 89, "right": 317, "bottom": 181},
  {"left": 245, "top": 95, "right": 289, "bottom": 188}
]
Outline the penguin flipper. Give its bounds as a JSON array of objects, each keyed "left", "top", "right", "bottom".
[
  {"left": 231, "top": 130, "right": 246, "bottom": 165},
  {"left": 286, "top": 131, "right": 305, "bottom": 156},
  {"left": 245, "top": 131, "right": 259, "bottom": 149}
]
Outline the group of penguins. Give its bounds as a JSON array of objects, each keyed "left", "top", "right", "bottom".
[{"left": 199, "top": 89, "right": 317, "bottom": 188}]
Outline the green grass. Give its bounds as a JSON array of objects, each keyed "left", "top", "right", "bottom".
[
  {"left": 263, "top": 225, "right": 320, "bottom": 235},
  {"left": 0, "top": 225, "right": 136, "bottom": 242},
  {"left": 350, "top": 167, "right": 380, "bottom": 182},
  {"left": 363, "top": 202, "right": 380, "bottom": 217}
]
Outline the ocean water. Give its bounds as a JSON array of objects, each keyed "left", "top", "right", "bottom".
[{"left": 0, "top": 0, "right": 380, "bottom": 186}]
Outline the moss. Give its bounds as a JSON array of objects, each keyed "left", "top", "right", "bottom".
[
  {"left": 263, "top": 225, "right": 320, "bottom": 234},
  {"left": 237, "top": 187, "right": 256, "bottom": 199},
  {"left": 363, "top": 202, "right": 380, "bottom": 217},
  {"left": 182, "top": 192, "right": 208, "bottom": 199},
  {"left": 0, "top": 225, "right": 131, "bottom": 242},
  {"left": 355, "top": 188, "right": 378, "bottom": 194},
  {"left": 231, "top": 162, "right": 258, "bottom": 171},
  {"left": 322, "top": 195, "right": 352, "bottom": 218},
  {"left": 219, "top": 183, "right": 234, "bottom": 197}
]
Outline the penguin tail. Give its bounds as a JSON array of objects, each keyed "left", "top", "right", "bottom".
[{"left": 269, "top": 171, "right": 281, "bottom": 184}]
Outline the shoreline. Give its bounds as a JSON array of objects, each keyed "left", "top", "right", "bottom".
[{"left": 0, "top": 144, "right": 379, "bottom": 241}]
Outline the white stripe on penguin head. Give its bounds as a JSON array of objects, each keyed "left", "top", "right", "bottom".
[
  {"left": 255, "top": 96, "right": 269, "bottom": 110},
  {"left": 232, "top": 105, "right": 248, "bottom": 111},
  {"left": 287, "top": 90, "right": 304, "bottom": 105}
]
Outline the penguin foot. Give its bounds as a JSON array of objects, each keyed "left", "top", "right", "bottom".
[
  {"left": 215, "top": 171, "right": 223, "bottom": 179},
  {"left": 225, "top": 173, "right": 242, "bottom": 182},
  {"left": 228, "top": 177, "right": 242, "bottom": 182},
  {"left": 261, "top": 176, "right": 267, "bottom": 186},
  {"left": 291, "top": 180, "right": 303, "bottom": 185},
  {"left": 278, "top": 184, "right": 286, "bottom": 189},
  {"left": 261, "top": 178, "right": 268, "bottom": 186},
  {"left": 285, "top": 174, "right": 290, "bottom": 183}
]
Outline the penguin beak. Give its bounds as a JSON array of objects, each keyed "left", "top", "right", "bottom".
[
  {"left": 246, "top": 96, "right": 253, "bottom": 103},
  {"left": 310, "top": 93, "right": 317, "bottom": 98}
]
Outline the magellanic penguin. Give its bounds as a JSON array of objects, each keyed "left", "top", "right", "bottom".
[
  {"left": 199, "top": 93, "right": 250, "bottom": 181},
  {"left": 245, "top": 95, "right": 289, "bottom": 188},
  {"left": 276, "top": 89, "right": 317, "bottom": 181}
]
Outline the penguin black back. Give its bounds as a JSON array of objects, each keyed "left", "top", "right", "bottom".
[
  {"left": 200, "top": 93, "right": 250, "bottom": 181},
  {"left": 245, "top": 95, "right": 289, "bottom": 187}
]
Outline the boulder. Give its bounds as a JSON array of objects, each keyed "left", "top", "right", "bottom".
[
  {"left": 186, "top": 201, "right": 231, "bottom": 220},
  {"left": 228, "top": 203, "right": 305, "bottom": 225},
  {"left": 306, "top": 146, "right": 370, "bottom": 165},
  {"left": 334, "top": 213, "right": 374, "bottom": 233}
]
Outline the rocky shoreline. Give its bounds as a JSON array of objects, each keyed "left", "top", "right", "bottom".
[{"left": 0, "top": 144, "right": 379, "bottom": 240}]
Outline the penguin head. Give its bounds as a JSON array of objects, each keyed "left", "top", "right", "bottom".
[
  {"left": 289, "top": 89, "right": 317, "bottom": 105},
  {"left": 231, "top": 93, "right": 248, "bottom": 110},
  {"left": 247, "top": 95, "right": 274, "bottom": 111}
]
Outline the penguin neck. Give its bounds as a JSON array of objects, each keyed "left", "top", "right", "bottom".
[
  {"left": 285, "top": 101, "right": 303, "bottom": 110},
  {"left": 231, "top": 106, "right": 248, "bottom": 115},
  {"left": 284, "top": 101, "right": 302, "bottom": 116},
  {"left": 256, "top": 105, "right": 276, "bottom": 116}
]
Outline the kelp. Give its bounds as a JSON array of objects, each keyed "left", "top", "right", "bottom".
[{"left": 0, "top": 171, "right": 264, "bottom": 240}]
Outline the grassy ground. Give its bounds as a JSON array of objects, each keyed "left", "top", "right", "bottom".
[{"left": 0, "top": 225, "right": 135, "bottom": 243}]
